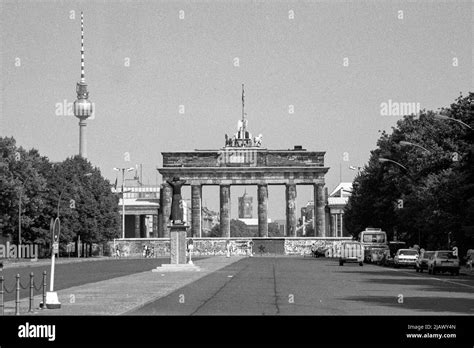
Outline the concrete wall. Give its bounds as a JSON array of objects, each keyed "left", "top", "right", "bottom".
[{"left": 107, "top": 237, "right": 352, "bottom": 258}]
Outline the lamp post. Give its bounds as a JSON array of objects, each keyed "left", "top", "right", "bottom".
[
  {"left": 114, "top": 167, "right": 134, "bottom": 239},
  {"left": 433, "top": 113, "right": 473, "bottom": 130},
  {"left": 17, "top": 178, "right": 28, "bottom": 253},
  {"left": 349, "top": 165, "right": 362, "bottom": 175},
  {"left": 399, "top": 141, "right": 432, "bottom": 153},
  {"left": 378, "top": 158, "right": 409, "bottom": 172}
]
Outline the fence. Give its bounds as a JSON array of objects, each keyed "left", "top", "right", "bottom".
[{"left": 0, "top": 271, "right": 47, "bottom": 315}]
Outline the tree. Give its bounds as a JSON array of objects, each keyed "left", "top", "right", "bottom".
[
  {"left": 0, "top": 138, "right": 120, "bottom": 256},
  {"left": 269, "top": 222, "right": 284, "bottom": 237},
  {"left": 0, "top": 137, "right": 50, "bottom": 245},
  {"left": 53, "top": 156, "right": 120, "bottom": 248},
  {"left": 344, "top": 92, "right": 474, "bottom": 254},
  {"left": 209, "top": 219, "right": 253, "bottom": 237}
]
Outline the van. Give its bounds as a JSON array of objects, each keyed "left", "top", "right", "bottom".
[{"left": 339, "top": 241, "right": 364, "bottom": 266}]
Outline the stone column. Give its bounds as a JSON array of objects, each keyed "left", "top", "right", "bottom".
[
  {"left": 191, "top": 184, "right": 202, "bottom": 238},
  {"left": 134, "top": 214, "right": 140, "bottom": 238},
  {"left": 220, "top": 185, "right": 231, "bottom": 238},
  {"left": 152, "top": 214, "right": 158, "bottom": 238},
  {"left": 314, "top": 184, "right": 326, "bottom": 237},
  {"left": 285, "top": 184, "right": 297, "bottom": 237},
  {"left": 257, "top": 184, "right": 268, "bottom": 237},
  {"left": 161, "top": 183, "right": 172, "bottom": 238}
]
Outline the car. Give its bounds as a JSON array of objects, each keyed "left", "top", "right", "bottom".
[
  {"left": 415, "top": 250, "right": 434, "bottom": 272},
  {"left": 311, "top": 245, "right": 328, "bottom": 258},
  {"left": 394, "top": 249, "right": 419, "bottom": 268},
  {"left": 339, "top": 241, "right": 364, "bottom": 266},
  {"left": 380, "top": 241, "right": 407, "bottom": 266},
  {"left": 428, "top": 250, "right": 460, "bottom": 275}
]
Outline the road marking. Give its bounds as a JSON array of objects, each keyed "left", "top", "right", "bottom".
[{"left": 386, "top": 268, "right": 474, "bottom": 289}]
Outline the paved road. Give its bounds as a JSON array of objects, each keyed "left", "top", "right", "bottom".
[
  {"left": 0, "top": 257, "right": 176, "bottom": 302},
  {"left": 130, "top": 256, "right": 474, "bottom": 315}
]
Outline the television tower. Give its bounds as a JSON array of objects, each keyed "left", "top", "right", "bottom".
[{"left": 73, "top": 12, "right": 93, "bottom": 158}]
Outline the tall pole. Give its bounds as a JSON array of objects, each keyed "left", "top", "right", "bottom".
[
  {"left": 18, "top": 193, "right": 21, "bottom": 254},
  {"left": 114, "top": 167, "right": 133, "bottom": 239},
  {"left": 122, "top": 169, "right": 125, "bottom": 239}
]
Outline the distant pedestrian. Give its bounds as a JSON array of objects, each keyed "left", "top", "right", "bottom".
[
  {"left": 226, "top": 240, "right": 231, "bottom": 258},
  {"left": 115, "top": 246, "right": 120, "bottom": 258},
  {"left": 466, "top": 250, "right": 473, "bottom": 271},
  {"left": 248, "top": 240, "right": 254, "bottom": 257}
]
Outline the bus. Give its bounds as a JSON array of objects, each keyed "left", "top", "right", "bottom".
[{"left": 358, "top": 228, "right": 389, "bottom": 263}]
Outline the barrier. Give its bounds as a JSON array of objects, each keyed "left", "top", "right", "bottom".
[
  {"left": 0, "top": 271, "right": 47, "bottom": 315},
  {"left": 108, "top": 237, "right": 353, "bottom": 257}
]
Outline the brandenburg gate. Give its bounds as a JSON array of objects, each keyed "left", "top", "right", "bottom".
[{"left": 157, "top": 109, "right": 329, "bottom": 239}]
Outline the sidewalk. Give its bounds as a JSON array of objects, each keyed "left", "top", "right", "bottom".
[
  {"left": 0, "top": 256, "right": 120, "bottom": 270},
  {"left": 2, "top": 256, "right": 244, "bottom": 315}
]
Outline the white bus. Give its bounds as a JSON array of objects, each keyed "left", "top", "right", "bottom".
[{"left": 358, "top": 228, "right": 389, "bottom": 263}]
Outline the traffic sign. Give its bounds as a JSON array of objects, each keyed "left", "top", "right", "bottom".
[{"left": 53, "top": 217, "right": 60, "bottom": 243}]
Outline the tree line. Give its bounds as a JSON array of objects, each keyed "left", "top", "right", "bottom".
[
  {"left": 0, "top": 137, "right": 120, "bottom": 255},
  {"left": 344, "top": 93, "right": 473, "bottom": 256}
]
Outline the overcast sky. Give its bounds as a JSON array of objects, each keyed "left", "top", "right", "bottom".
[{"left": 0, "top": 0, "right": 471, "bottom": 220}]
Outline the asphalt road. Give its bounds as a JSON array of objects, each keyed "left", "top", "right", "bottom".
[
  {"left": 130, "top": 256, "right": 474, "bottom": 315},
  {"left": 0, "top": 258, "right": 170, "bottom": 302}
]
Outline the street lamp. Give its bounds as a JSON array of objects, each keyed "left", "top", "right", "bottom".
[
  {"left": 114, "top": 167, "right": 134, "bottom": 239},
  {"left": 17, "top": 178, "right": 29, "bottom": 252},
  {"left": 432, "top": 113, "right": 473, "bottom": 130},
  {"left": 378, "top": 158, "right": 409, "bottom": 172},
  {"left": 399, "top": 141, "right": 432, "bottom": 153},
  {"left": 349, "top": 165, "right": 362, "bottom": 175}
]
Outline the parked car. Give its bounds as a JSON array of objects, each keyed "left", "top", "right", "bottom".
[
  {"left": 339, "top": 241, "right": 364, "bottom": 266},
  {"left": 427, "top": 250, "right": 460, "bottom": 275},
  {"left": 380, "top": 241, "right": 407, "bottom": 266},
  {"left": 311, "top": 244, "right": 328, "bottom": 258},
  {"left": 394, "top": 249, "right": 419, "bottom": 268},
  {"left": 415, "top": 250, "right": 434, "bottom": 273}
]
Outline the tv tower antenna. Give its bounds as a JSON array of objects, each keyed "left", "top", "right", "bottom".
[{"left": 73, "top": 11, "right": 93, "bottom": 158}]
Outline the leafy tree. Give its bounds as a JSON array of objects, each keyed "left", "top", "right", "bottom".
[
  {"left": 345, "top": 92, "right": 474, "bottom": 255},
  {"left": 0, "top": 138, "right": 120, "bottom": 256},
  {"left": 0, "top": 137, "right": 50, "bottom": 245},
  {"left": 52, "top": 156, "right": 120, "bottom": 247},
  {"left": 268, "top": 222, "right": 284, "bottom": 237},
  {"left": 210, "top": 219, "right": 252, "bottom": 237}
]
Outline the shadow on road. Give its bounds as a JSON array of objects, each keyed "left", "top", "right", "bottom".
[
  {"left": 361, "top": 278, "right": 474, "bottom": 294},
  {"left": 344, "top": 295, "right": 474, "bottom": 314}
]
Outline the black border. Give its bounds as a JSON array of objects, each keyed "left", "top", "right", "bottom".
[{"left": 0, "top": 315, "right": 472, "bottom": 347}]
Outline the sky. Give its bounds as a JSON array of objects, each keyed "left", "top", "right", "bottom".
[{"left": 0, "top": 0, "right": 472, "bottom": 220}]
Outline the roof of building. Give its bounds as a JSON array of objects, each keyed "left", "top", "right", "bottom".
[
  {"left": 118, "top": 198, "right": 160, "bottom": 206},
  {"left": 330, "top": 182, "right": 353, "bottom": 197}
]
